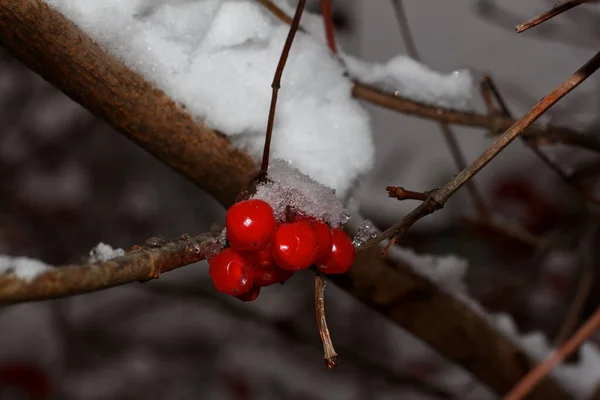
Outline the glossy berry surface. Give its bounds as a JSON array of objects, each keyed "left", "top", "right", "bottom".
[
  {"left": 226, "top": 199, "right": 276, "bottom": 252},
  {"left": 242, "top": 244, "right": 276, "bottom": 270},
  {"left": 254, "top": 268, "right": 279, "bottom": 287},
  {"left": 208, "top": 248, "right": 254, "bottom": 295},
  {"left": 318, "top": 228, "right": 355, "bottom": 274},
  {"left": 312, "top": 221, "right": 333, "bottom": 266},
  {"left": 273, "top": 221, "right": 317, "bottom": 271},
  {"left": 235, "top": 286, "right": 261, "bottom": 302}
]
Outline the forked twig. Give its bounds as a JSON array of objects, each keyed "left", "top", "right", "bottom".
[
  {"left": 389, "top": 0, "right": 488, "bottom": 216},
  {"left": 504, "top": 306, "right": 600, "bottom": 400},
  {"left": 361, "top": 50, "right": 600, "bottom": 253},
  {"left": 516, "top": 0, "right": 598, "bottom": 33},
  {"left": 315, "top": 272, "right": 338, "bottom": 370},
  {"left": 259, "top": 0, "right": 306, "bottom": 178}
]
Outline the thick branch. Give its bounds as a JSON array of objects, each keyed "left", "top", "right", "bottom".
[
  {"left": 0, "top": 233, "right": 220, "bottom": 305},
  {"left": 330, "top": 246, "right": 570, "bottom": 399},
  {"left": 0, "top": 0, "right": 256, "bottom": 207},
  {"left": 0, "top": 2, "right": 574, "bottom": 399}
]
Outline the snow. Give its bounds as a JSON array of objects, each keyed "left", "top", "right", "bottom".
[
  {"left": 43, "top": 0, "right": 375, "bottom": 198},
  {"left": 0, "top": 255, "right": 51, "bottom": 282},
  {"left": 88, "top": 243, "right": 125, "bottom": 263},
  {"left": 344, "top": 54, "right": 476, "bottom": 111},
  {"left": 251, "top": 158, "right": 349, "bottom": 227}
]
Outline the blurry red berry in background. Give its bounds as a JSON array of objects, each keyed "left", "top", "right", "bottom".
[
  {"left": 318, "top": 228, "right": 355, "bottom": 274},
  {"left": 242, "top": 243, "right": 277, "bottom": 270},
  {"left": 0, "top": 362, "right": 52, "bottom": 400},
  {"left": 209, "top": 248, "right": 254, "bottom": 295},
  {"left": 226, "top": 199, "right": 276, "bottom": 251},
  {"left": 273, "top": 221, "right": 317, "bottom": 271}
]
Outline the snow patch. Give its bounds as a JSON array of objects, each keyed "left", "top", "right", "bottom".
[
  {"left": 88, "top": 243, "right": 125, "bottom": 263},
  {"left": 0, "top": 256, "right": 51, "bottom": 282}
]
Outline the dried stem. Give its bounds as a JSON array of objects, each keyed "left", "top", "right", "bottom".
[
  {"left": 259, "top": 0, "right": 306, "bottom": 178},
  {"left": 254, "top": 0, "right": 600, "bottom": 154},
  {"left": 386, "top": 186, "right": 428, "bottom": 201},
  {"left": 315, "top": 272, "right": 338, "bottom": 370},
  {"left": 481, "top": 75, "right": 600, "bottom": 207},
  {"left": 504, "top": 306, "right": 600, "bottom": 400},
  {"left": 0, "top": 233, "right": 220, "bottom": 305},
  {"left": 319, "top": 0, "right": 337, "bottom": 54},
  {"left": 389, "top": 0, "right": 488, "bottom": 216},
  {"left": 516, "top": 0, "right": 598, "bottom": 33},
  {"left": 361, "top": 50, "right": 600, "bottom": 252}
]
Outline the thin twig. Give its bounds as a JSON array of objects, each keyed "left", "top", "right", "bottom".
[
  {"left": 319, "top": 0, "right": 337, "bottom": 54},
  {"left": 389, "top": 0, "right": 488, "bottom": 216},
  {"left": 386, "top": 186, "right": 428, "bottom": 201},
  {"left": 481, "top": 75, "right": 600, "bottom": 207},
  {"left": 554, "top": 224, "right": 597, "bottom": 346},
  {"left": 253, "top": 0, "right": 600, "bottom": 155},
  {"left": 360, "top": 50, "right": 600, "bottom": 253},
  {"left": 259, "top": 0, "right": 306, "bottom": 178},
  {"left": 516, "top": 0, "right": 598, "bottom": 33},
  {"left": 0, "top": 233, "right": 220, "bottom": 305},
  {"left": 504, "top": 306, "right": 600, "bottom": 400},
  {"left": 315, "top": 272, "right": 338, "bottom": 370}
]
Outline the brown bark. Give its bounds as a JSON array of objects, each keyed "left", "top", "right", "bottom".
[
  {"left": 0, "top": 0, "right": 256, "bottom": 207},
  {"left": 0, "top": 1, "right": 573, "bottom": 399},
  {"left": 0, "top": 233, "right": 220, "bottom": 305}
]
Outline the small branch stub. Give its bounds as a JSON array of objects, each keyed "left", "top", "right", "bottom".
[{"left": 386, "top": 186, "right": 428, "bottom": 201}]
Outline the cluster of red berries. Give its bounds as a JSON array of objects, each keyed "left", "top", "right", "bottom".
[{"left": 208, "top": 199, "right": 355, "bottom": 302}]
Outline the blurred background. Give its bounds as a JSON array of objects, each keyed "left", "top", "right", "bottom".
[{"left": 1, "top": 0, "right": 599, "bottom": 399}]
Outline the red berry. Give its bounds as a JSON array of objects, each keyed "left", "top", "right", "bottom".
[
  {"left": 254, "top": 268, "right": 279, "bottom": 287},
  {"left": 208, "top": 248, "right": 254, "bottom": 295},
  {"left": 277, "top": 268, "right": 294, "bottom": 284},
  {"left": 243, "top": 243, "right": 276, "bottom": 270},
  {"left": 235, "top": 286, "right": 261, "bottom": 302},
  {"left": 312, "top": 221, "right": 333, "bottom": 266},
  {"left": 273, "top": 221, "right": 317, "bottom": 271},
  {"left": 318, "top": 228, "right": 355, "bottom": 274},
  {"left": 226, "top": 199, "right": 276, "bottom": 252}
]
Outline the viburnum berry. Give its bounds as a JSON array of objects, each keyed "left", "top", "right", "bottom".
[
  {"left": 318, "top": 228, "right": 355, "bottom": 274},
  {"left": 208, "top": 248, "right": 254, "bottom": 295},
  {"left": 254, "top": 267, "right": 295, "bottom": 287},
  {"left": 235, "top": 286, "right": 261, "bottom": 302},
  {"left": 226, "top": 199, "right": 276, "bottom": 252},
  {"left": 311, "top": 220, "right": 333, "bottom": 266},
  {"left": 242, "top": 243, "right": 276, "bottom": 270},
  {"left": 272, "top": 220, "right": 317, "bottom": 271}
]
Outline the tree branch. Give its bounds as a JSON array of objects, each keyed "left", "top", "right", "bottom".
[
  {"left": 0, "top": 0, "right": 256, "bottom": 207},
  {"left": 0, "top": 233, "right": 220, "bottom": 305},
  {"left": 516, "top": 0, "right": 599, "bottom": 33},
  {"left": 0, "top": 2, "right": 576, "bottom": 398}
]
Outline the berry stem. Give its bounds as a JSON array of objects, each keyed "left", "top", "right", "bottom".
[
  {"left": 259, "top": 0, "right": 306, "bottom": 179},
  {"left": 315, "top": 272, "right": 338, "bottom": 370}
]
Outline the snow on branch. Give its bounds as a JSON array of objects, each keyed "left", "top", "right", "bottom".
[
  {"left": 0, "top": 233, "right": 222, "bottom": 305},
  {"left": 0, "top": 1, "right": 580, "bottom": 398}
]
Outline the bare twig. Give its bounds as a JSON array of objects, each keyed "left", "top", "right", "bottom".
[
  {"left": 361, "top": 50, "right": 600, "bottom": 252},
  {"left": 386, "top": 186, "right": 428, "bottom": 201},
  {"left": 389, "top": 0, "right": 488, "bottom": 215},
  {"left": 516, "top": 0, "right": 599, "bottom": 33},
  {"left": 259, "top": 0, "right": 306, "bottom": 178},
  {"left": 315, "top": 272, "right": 338, "bottom": 370},
  {"left": 0, "top": 233, "right": 220, "bottom": 305},
  {"left": 480, "top": 75, "right": 600, "bottom": 207},
  {"left": 352, "top": 82, "right": 600, "bottom": 153},
  {"left": 319, "top": 0, "right": 337, "bottom": 54},
  {"left": 504, "top": 306, "right": 600, "bottom": 400},
  {"left": 253, "top": 0, "right": 600, "bottom": 154},
  {"left": 554, "top": 224, "right": 597, "bottom": 346}
]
